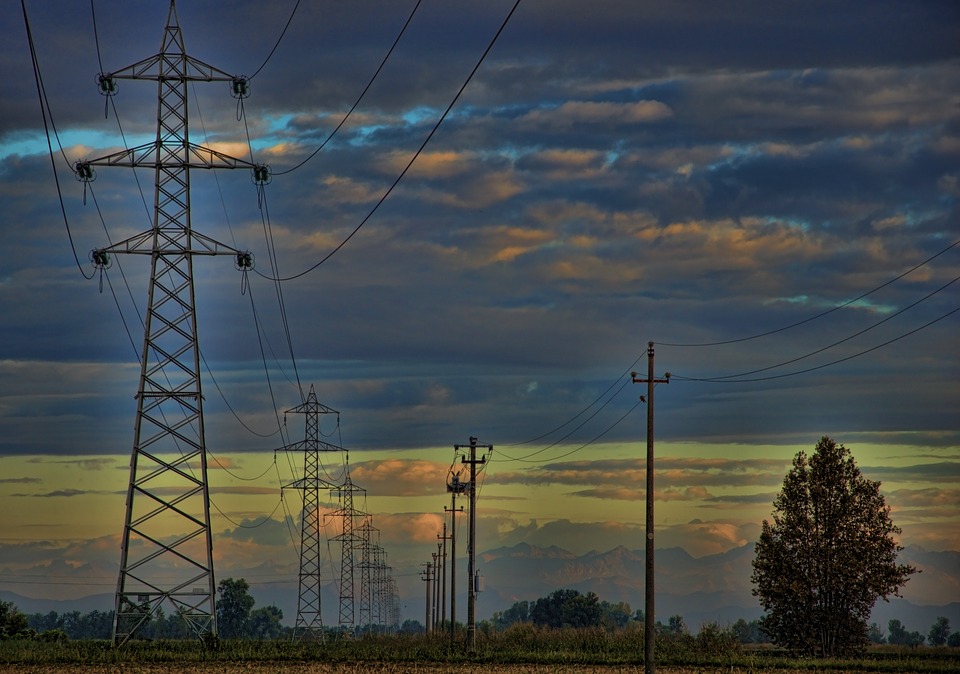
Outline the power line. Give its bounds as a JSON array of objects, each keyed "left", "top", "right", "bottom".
[
  {"left": 248, "top": 0, "right": 301, "bottom": 81},
  {"left": 273, "top": 0, "right": 424, "bottom": 177},
  {"left": 672, "top": 304, "right": 960, "bottom": 384},
  {"left": 496, "top": 375, "right": 634, "bottom": 463},
  {"left": 659, "top": 237, "right": 960, "bottom": 348},
  {"left": 683, "top": 274, "right": 959, "bottom": 382},
  {"left": 22, "top": 0, "right": 93, "bottom": 280},
  {"left": 257, "top": 0, "right": 523, "bottom": 282}
]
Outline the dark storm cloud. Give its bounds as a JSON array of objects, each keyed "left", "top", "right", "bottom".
[
  {"left": 1, "top": 0, "right": 957, "bottom": 457},
  {"left": 0, "top": 477, "right": 41, "bottom": 485}
]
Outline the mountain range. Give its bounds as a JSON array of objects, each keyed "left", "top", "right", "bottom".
[{"left": 3, "top": 543, "right": 957, "bottom": 635}]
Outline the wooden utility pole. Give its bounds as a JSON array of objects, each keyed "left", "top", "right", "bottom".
[
  {"left": 456, "top": 436, "right": 490, "bottom": 650},
  {"left": 421, "top": 562, "right": 433, "bottom": 634},
  {"left": 444, "top": 480, "right": 464, "bottom": 647},
  {"left": 438, "top": 525, "right": 450, "bottom": 632},
  {"left": 631, "top": 342, "right": 669, "bottom": 674}
]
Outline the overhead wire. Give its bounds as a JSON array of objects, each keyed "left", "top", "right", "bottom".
[
  {"left": 659, "top": 236, "right": 960, "bottom": 348},
  {"left": 210, "top": 494, "right": 285, "bottom": 529},
  {"left": 273, "top": 0, "right": 424, "bottom": 177},
  {"left": 677, "top": 274, "right": 959, "bottom": 382},
  {"left": 496, "top": 375, "right": 635, "bottom": 462},
  {"left": 248, "top": 0, "right": 302, "bottom": 81},
  {"left": 502, "top": 353, "right": 645, "bottom": 448},
  {"left": 257, "top": 0, "right": 523, "bottom": 282},
  {"left": 672, "top": 304, "right": 960, "bottom": 384},
  {"left": 22, "top": 0, "right": 94, "bottom": 280}
]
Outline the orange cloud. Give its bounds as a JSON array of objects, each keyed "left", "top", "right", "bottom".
[{"left": 349, "top": 459, "right": 451, "bottom": 497}]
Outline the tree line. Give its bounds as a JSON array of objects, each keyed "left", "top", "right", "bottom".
[{"left": 0, "top": 578, "right": 283, "bottom": 641}]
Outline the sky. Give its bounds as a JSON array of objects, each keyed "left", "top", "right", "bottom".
[{"left": 1, "top": 0, "right": 958, "bottom": 619}]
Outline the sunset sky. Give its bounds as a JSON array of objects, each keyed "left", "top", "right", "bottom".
[{"left": 1, "top": 1, "right": 958, "bottom": 617}]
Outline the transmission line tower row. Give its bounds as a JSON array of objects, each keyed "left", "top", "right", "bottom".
[{"left": 277, "top": 385, "right": 399, "bottom": 638}]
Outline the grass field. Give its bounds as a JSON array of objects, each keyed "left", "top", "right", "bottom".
[{"left": 1, "top": 630, "right": 957, "bottom": 674}]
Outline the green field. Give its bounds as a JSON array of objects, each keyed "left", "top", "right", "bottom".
[{"left": 1, "top": 630, "right": 958, "bottom": 674}]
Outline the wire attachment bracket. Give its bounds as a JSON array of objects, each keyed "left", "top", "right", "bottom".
[
  {"left": 97, "top": 73, "right": 118, "bottom": 96},
  {"left": 235, "top": 251, "right": 255, "bottom": 271},
  {"left": 74, "top": 161, "right": 95, "bottom": 183},
  {"left": 90, "top": 249, "right": 112, "bottom": 270},
  {"left": 230, "top": 76, "right": 250, "bottom": 99},
  {"left": 252, "top": 164, "right": 271, "bottom": 185}
]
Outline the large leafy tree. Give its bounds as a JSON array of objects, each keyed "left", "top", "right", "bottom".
[
  {"left": 530, "top": 589, "right": 603, "bottom": 629},
  {"left": 751, "top": 436, "right": 915, "bottom": 657},
  {"left": 216, "top": 578, "right": 255, "bottom": 639},
  {"left": 0, "top": 601, "right": 28, "bottom": 638}
]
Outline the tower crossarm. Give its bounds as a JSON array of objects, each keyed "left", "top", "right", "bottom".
[
  {"left": 102, "top": 52, "right": 243, "bottom": 84},
  {"left": 78, "top": 141, "right": 257, "bottom": 172},
  {"left": 93, "top": 229, "right": 248, "bottom": 258}
]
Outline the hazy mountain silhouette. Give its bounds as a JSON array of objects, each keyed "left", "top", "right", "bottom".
[{"left": 3, "top": 544, "right": 956, "bottom": 634}]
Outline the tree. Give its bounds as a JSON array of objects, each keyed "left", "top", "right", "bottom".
[
  {"left": 248, "top": 606, "right": 284, "bottom": 639},
  {"left": 888, "top": 619, "right": 925, "bottom": 647},
  {"left": 216, "top": 578, "right": 255, "bottom": 638},
  {"left": 867, "top": 622, "right": 885, "bottom": 644},
  {"left": 666, "top": 614, "right": 688, "bottom": 634},
  {"left": 0, "top": 601, "right": 28, "bottom": 638},
  {"left": 751, "top": 436, "right": 916, "bottom": 657},
  {"left": 599, "top": 600, "right": 632, "bottom": 630},
  {"left": 492, "top": 600, "right": 531, "bottom": 629},
  {"left": 928, "top": 616, "right": 950, "bottom": 647},
  {"left": 530, "top": 589, "right": 603, "bottom": 629}
]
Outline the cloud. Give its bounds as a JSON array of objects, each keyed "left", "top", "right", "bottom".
[
  {"left": 488, "top": 456, "right": 791, "bottom": 490},
  {"left": 520, "top": 100, "right": 673, "bottom": 129},
  {"left": 0, "top": 477, "right": 41, "bottom": 484},
  {"left": 16, "top": 488, "right": 101, "bottom": 498},
  {"left": 349, "top": 459, "right": 452, "bottom": 497},
  {"left": 26, "top": 457, "right": 116, "bottom": 471}
]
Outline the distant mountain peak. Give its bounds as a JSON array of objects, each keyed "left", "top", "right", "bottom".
[{"left": 480, "top": 542, "right": 578, "bottom": 563}]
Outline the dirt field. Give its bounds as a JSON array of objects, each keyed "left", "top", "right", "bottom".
[{"left": 0, "top": 665, "right": 857, "bottom": 674}]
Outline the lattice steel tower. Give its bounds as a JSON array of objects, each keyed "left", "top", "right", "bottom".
[
  {"left": 276, "top": 385, "right": 344, "bottom": 640},
  {"left": 332, "top": 467, "right": 365, "bottom": 629},
  {"left": 78, "top": 1, "right": 259, "bottom": 645}
]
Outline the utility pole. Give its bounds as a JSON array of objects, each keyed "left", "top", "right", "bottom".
[
  {"left": 456, "top": 437, "right": 491, "bottom": 650},
  {"left": 445, "top": 475, "right": 465, "bottom": 646},
  {"left": 432, "top": 550, "right": 440, "bottom": 632},
  {"left": 78, "top": 0, "right": 261, "bottom": 646},
  {"left": 438, "top": 523, "right": 450, "bottom": 633},
  {"left": 631, "top": 342, "right": 670, "bottom": 674},
  {"left": 421, "top": 561, "right": 433, "bottom": 634}
]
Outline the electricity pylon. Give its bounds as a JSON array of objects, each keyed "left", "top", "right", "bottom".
[
  {"left": 77, "top": 0, "right": 260, "bottom": 646},
  {"left": 332, "top": 467, "right": 365, "bottom": 628},
  {"left": 356, "top": 516, "right": 378, "bottom": 630},
  {"left": 276, "top": 385, "right": 344, "bottom": 640}
]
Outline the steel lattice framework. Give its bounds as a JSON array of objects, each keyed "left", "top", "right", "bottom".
[
  {"left": 276, "top": 385, "right": 343, "bottom": 641},
  {"left": 78, "top": 1, "right": 258, "bottom": 646},
  {"left": 356, "top": 517, "right": 377, "bottom": 629},
  {"left": 332, "top": 470, "right": 365, "bottom": 628}
]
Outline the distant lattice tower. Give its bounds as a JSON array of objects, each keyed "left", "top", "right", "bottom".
[
  {"left": 331, "top": 465, "right": 365, "bottom": 628},
  {"left": 275, "top": 384, "right": 344, "bottom": 640},
  {"left": 77, "top": 0, "right": 260, "bottom": 646},
  {"left": 356, "top": 516, "right": 379, "bottom": 629}
]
